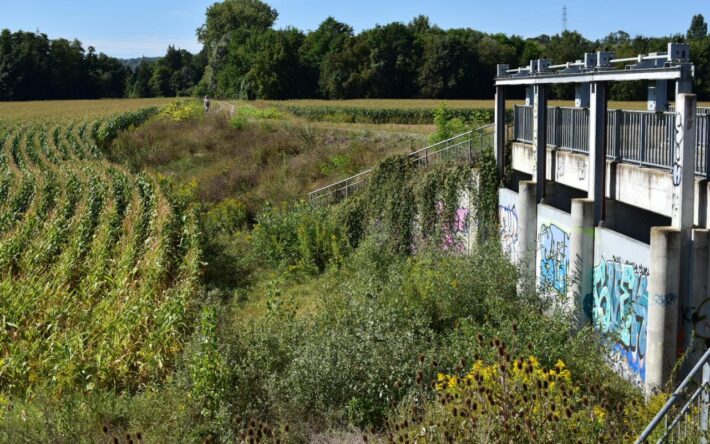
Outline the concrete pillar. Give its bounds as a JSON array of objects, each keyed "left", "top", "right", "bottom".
[
  {"left": 567, "top": 198, "right": 595, "bottom": 327},
  {"left": 494, "top": 86, "right": 506, "bottom": 179},
  {"left": 672, "top": 94, "right": 697, "bottom": 231},
  {"left": 517, "top": 180, "right": 538, "bottom": 279},
  {"left": 686, "top": 230, "right": 709, "bottom": 359},
  {"left": 648, "top": 80, "right": 668, "bottom": 112},
  {"left": 676, "top": 64, "right": 693, "bottom": 96},
  {"left": 588, "top": 81, "right": 608, "bottom": 226},
  {"left": 575, "top": 83, "right": 590, "bottom": 108},
  {"left": 646, "top": 227, "right": 682, "bottom": 397},
  {"left": 525, "top": 87, "right": 534, "bottom": 106},
  {"left": 673, "top": 94, "right": 697, "bottom": 361},
  {"left": 533, "top": 85, "right": 547, "bottom": 204}
]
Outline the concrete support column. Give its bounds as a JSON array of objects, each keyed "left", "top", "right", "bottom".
[
  {"left": 672, "top": 93, "right": 697, "bottom": 231},
  {"left": 494, "top": 86, "right": 506, "bottom": 178},
  {"left": 567, "top": 198, "right": 595, "bottom": 327},
  {"left": 575, "top": 83, "right": 590, "bottom": 108},
  {"left": 687, "top": 230, "right": 709, "bottom": 359},
  {"left": 588, "top": 81, "right": 608, "bottom": 226},
  {"left": 646, "top": 227, "right": 682, "bottom": 397},
  {"left": 533, "top": 85, "right": 547, "bottom": 204},
  {"left": 517, "top": 180, "right": 538, "bottom": 279},
  {"left": 673, "top": 94, "right": 697, "bottom": 365}
]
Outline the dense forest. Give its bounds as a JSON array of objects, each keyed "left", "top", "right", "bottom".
[{"left": 1, "top": 0, "right": 709, "bottom": 101}]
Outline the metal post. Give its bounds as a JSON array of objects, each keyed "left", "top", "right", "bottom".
[
  {"left": 495, "top": 86, "right": 506, "bottom": 178},
  {"left": 640, "top": 113, "right": 647, "bottom": 163},
  {"left": 672, "top": 94, "right": 697, "bottom": 231},
  {"left": 533, "top": 84, "right": 547, "bottom": 204},
  {"left": 701, "top": 363, "right": 710, "bottom": 444},
  {"left": 614, "top": 109, "right": 623, "bottom": 160},
  {"left": 555, "top": 106, "right": 562, "bottom": 148},
  {"left": 588, "top": 82, "right": 608, "bottom": 226}
]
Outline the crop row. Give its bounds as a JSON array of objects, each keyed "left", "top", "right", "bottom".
[
  {"left": 282, "top": 104, "right": 500, "bottom": 125},
  {"left": 0, "top": 108, "right": 202, "bottom": 397}
]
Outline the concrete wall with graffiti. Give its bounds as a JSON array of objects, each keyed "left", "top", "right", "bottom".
[
  {"left": 536, "top": 204, "right": 572, "bottom": 297},
  {"left": 410, "top": 185, "right": 477, "bottom": 254},
  {"left": 499, "top": 188, "right": 520, "bottom": 263},
  {"left": 441, "top": 189, "right": 475, "bottom": 253},
  {"left": 592, "top": 227, "right": 651, "bottom": 386}
]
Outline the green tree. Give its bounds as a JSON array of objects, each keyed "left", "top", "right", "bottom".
[
  {"left": 320, "top": 36, "right": 370, "bottom": 99},
  {"left": 360, "top": 23, "right": 421, "bottom": 98},
  {"left": 300, "top": 17, "right": 354, "bottom": 97},
  {"left": 128, "top": 60, "right": 155, "bottom": 98},
  {"left": 688, "top": 14, "right": 708, "bottom": 41},
  {"left": 417, "top": 30, "right": 479, "bottom": 98},
  {"left": 218, "top": 28, "right": 308, "bottom": 99},
  {"left": 197, "top": 0, "right": 277, "bottom": 47}
]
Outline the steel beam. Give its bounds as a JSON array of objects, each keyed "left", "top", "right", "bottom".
[
  {"left": 494, "top": 86, "right": 506, "bottom": 178},
  {"left": 588, "top": 82, "right": 608, "bottom": 225},
  {"left": 533, "top": 84, "right": 547, "bottom": 203},
  {"left": 495, "top": 67, "right": 686, "bottom": 86}
]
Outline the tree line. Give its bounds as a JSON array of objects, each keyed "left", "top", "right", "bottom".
[{"left": 1, "top": 1, "right": 709, "bottom": 101}]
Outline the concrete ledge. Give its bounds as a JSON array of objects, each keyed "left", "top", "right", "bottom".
[{"left": 512, "top": 142, "right": 708, "bottom": 227}]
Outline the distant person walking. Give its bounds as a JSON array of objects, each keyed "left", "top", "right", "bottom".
[{"left": 204, "top": 95, "right": 211, "bottom": 113}]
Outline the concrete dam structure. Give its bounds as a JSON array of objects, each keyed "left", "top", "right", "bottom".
[{"left": 493, "top": 43, "right": 710, "bottom": 397}]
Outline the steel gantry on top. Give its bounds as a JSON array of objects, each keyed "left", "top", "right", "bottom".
[{"left": 492, "top": 42, "right": 696, "bottom": 228}]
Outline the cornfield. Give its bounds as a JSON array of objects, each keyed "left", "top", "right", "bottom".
[{"left": 0, "top": 107, "right": 202, "bottom": 398}]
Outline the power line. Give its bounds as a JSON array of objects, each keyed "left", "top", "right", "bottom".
[{"left": 562, "top": 5, "right": 568, "bottom": 32}]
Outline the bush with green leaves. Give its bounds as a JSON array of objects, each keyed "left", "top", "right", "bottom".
[{"left": 251, "top": 202, "right": 350, "bottom": 273}]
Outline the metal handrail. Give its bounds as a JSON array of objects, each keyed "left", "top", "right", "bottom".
[
  {"left": 513, "top": 105, "right": 710, "bottom": 177},
  {"left": 308, "top": 124, "right": 496, "bottom": 203},
  {"left": 635, "top": 346, "right": 710, "bottom": 443}
]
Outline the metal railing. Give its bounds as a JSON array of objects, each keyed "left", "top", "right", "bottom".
[
  {"left": 635, "top": 347, "right": 710, "bottom": 443},
  {"left": 308, "top": 124, "right": 496, "bottom": 203},
  {"left": 514, "top": 105, "right": 590, "bottom": 153},
  {"left": 697, "top": 115, "right": 710, "bottom": 176},
  {"left": 669, "top": 106, "right": 710, "bottom": 116},
  {"left": 513, "top": 105, "right": 710, "bottom": 177}
]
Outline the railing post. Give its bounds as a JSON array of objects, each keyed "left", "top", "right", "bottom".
[
  {"left": 588, "top": 81, "right": 608, "bottom": 226},
  {"left": 640, "top": 113, "right": 647, "bottom": 164},
  {"left": 533, "top": 84, "right": 548, "bottom": 204},
  {"left": 555, "top": 106, "right": 562, "bottom": 148},
  {"left": 614, "top": 110, "right": 623, "bottom": 160},
  {"left": 701, "top": 362, "right": 710, "bottom": 444},
  {"left": 495, "top": 85, "right": 506, "bottom": 178}
]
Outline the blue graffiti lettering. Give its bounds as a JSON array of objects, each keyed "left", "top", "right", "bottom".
[
  {"left": 593, "top": 257, "right": 649, "bottom": 383},
  {"left": 538, "top": 223, "right": 570, "bottom": 294}
]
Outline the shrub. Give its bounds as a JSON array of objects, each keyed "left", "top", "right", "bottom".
[
  {"left": 158, "top": 100, "right": 205, "bottom": 122},
  {"left": 251, "top": 202, "right": 350, "bottom": 273}
]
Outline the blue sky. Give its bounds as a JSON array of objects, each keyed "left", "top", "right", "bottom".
[{"left": 2, "top": 0, "right": 708, "bottom": 58}]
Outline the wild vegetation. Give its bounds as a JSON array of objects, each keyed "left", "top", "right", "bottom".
[{"left": 0, "top": 99, "right": 675, "bottom": 443}]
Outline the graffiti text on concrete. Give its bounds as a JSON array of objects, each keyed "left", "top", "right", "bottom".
[
  {"left": 592, "top": 256, "right": 649, "bottom": 385},
  {"left": 499, "top": 204, "right": 519, "bottom": 262},
  {"left": 538, "top": 223, "right": 570, "bottom": 294}
]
